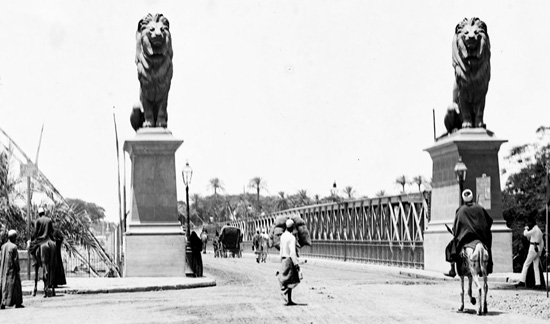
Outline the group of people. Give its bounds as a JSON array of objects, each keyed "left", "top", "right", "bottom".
[
  {"left": 1, "top": 207, "right": 67, "bottom": 309},
  {"left": 252, "top": 229, "right": 270, "bottom": 263}
]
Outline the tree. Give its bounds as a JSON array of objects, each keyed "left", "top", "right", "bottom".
[
  {"left": 66, "top": 198, "right": 106, "bottom": 224},
  {"left": 294, "top": 189, "right": 310, "bottom": 207},
  {"left": 502, "top": 125, "right": 549, "bottom": 272},
  {"left": 343, "top": 186, "right": 355, "bottom": 199},
  {"left": 375, "top": 190, "right": 386, "bottom": 197},
  {"left": 208, "top": 178, "right": 224, "bottom": 198},
  {"left": 274, "top": 191, "right": 290, "bottom": 211},
  {"left": 395, "top": 175, "right": 408, "bottom": 193},
  {"left": 412, "top": 176, "right": 424, "bottom": 192},
  {"left": 313, "top": 194, "right": 321, "bottom": 204},
  {"left": 248, "top": 177, "right": 267, "bottom": 215}
]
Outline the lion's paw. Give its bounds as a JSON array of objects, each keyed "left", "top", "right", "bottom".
[{"left": 143, "top": 120, "right": 154, "bottom": 128}]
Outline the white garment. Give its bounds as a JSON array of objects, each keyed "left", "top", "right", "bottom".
[
  {"left": 280, "top": 230, "right": 298, "bottom": 265},
  {"left": 520, "top": 225, "right": 544, "bottom": 285}
]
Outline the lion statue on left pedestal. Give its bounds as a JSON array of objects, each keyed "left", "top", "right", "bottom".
[
  {"left": 450, "top": 17, "right": 491, "bottom": 130},
  {"left": 131, "top": 13, "right": 173, "bottom": 131}
]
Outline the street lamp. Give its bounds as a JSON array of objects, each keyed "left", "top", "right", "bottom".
[
  {"left": 331, "top": 182, "right": 338, "bottom": 202},
  {"left": 454, "top": 156, "right": 467, "bottom": 205},
  {"left": 182, "top": 162, "right": 193, "bottom": 276}
]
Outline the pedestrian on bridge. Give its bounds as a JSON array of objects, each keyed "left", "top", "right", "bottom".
[
  {"left": 260, "top": 230, "right": 269, "bottom": 263},
  {"left": 252, "top": 230, "right": 262, "bottom": 263},
  {"left": 278, "top": 219, "right": 301, "bottom": 306}
]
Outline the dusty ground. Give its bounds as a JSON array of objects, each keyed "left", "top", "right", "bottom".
[{"left": 2, "top": 252, "right": 549, "bottom": 324}]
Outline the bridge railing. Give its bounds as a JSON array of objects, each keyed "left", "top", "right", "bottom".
[{"left": 225, "top": 193, "right": 429, "bottom": 269}]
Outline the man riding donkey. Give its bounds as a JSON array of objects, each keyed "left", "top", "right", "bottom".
[
  {"left": 28, "top": 207, "right": 58, "bottom": 296},
  {"left": 444, "top": 189, "right": 493, "bottom": 278}
]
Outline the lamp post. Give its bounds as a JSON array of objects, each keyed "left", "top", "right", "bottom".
[
  {"left": 454, "top": 156, "right": 467, "bottom": 206},
  {"left": 182, "top": 162, "right": 193, "bottom": 276}
]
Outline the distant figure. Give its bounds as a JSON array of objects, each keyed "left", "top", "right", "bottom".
[
  {"left": 0, "top": 230, "right": 24, "bottom": 309},
  {"left": 252, "top": 230, "right": 262, "bottom": 263},
  {"left": 260, "top": 230, "right": 270, "bottom": 263},
  {"left": 517, "top": 217, "right": 545, "bottom": 289},
  {"left": 278, "top": 219, "right": 301, "bottom": 306},
  {"left": 213, "top": 231, "right": 221, "bottom": 258},
  {"left": 200, "top": 229, "right": 208, "bottom": 254},
  {"left": 52, "top": 229, "right": 67, "bottom": 287},
  {"left": 189, "top": 232, "right": 203, "bottom": 277}
]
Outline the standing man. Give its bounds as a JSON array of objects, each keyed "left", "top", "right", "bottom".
[
  {"left": 260, "top": 230, "right": 269, "bottom": 263},
  {"left": 0, "top": 230, "right": 24, "bottom": 309},
  {"left": 52, "top": 228, "right": 67, "bottom": 288},
  {"left": 444, "top": 189, "right": 493, "bottom": 277},
  {"left": 252, "top": 230, "right": 261, "bottom": 263},
  {"left": 278, "top": 219, "right": 301, "bottom": 306},
  {"left": 517, "top": 217, "right": 544, "bottom": 288}
]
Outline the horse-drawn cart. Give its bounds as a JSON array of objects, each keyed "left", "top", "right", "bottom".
[{"left": 219, "top": 226, "right": 242, "bottom": 258}]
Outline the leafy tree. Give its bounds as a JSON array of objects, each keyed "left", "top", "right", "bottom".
[
  {"left": 502, "top": 126, "right": 549, "bottom": 272},
  {"left": 66, "top": 198, "right": 106, "bottom": 224}
]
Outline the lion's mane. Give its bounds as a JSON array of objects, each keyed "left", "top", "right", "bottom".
[
  {"left": 134, "top": 13, "right": 173, "bottom": 129},
  {"left": 452, "top": 17, "right": 491, "bottom": 129}
]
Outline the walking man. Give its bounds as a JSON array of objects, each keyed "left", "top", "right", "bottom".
[
  {"left": 517, "top": 217, "right": 544, "bottom": 288},
  {"left": 0, "top": 230, "right": 24, "bottom": 309},
  {"left": 252, "top": 230, "right": 261, "bottom": 263},
  {"left": 278, "top": 219, "right": 301, "bottom": 306},
  {"left": 260, "top": 230, "right": 269, "bottom": 263}
]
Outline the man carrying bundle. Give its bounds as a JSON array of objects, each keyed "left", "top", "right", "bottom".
[{"left": 278, "top": 219, "right": 301, "bottom": 306}]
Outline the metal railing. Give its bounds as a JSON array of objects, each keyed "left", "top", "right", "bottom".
[{"left": 226, "top": 193, "right": 429, "bottom": 269}]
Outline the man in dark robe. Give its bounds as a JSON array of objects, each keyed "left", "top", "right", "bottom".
[
  {"left": 189, "top": 231, "right": 203, "bottom": 277},
  {"left": 444, "top": 189, "right": 493, "bottom": 277},
  {"left": 0, "top": 230, "right": 23, "bottom": 309},
  {"left": 28, "top": 207, "right": 55, "bottom": 260},
  {"left": 52, "top": 228, "right": 66, "bottom": 287}
]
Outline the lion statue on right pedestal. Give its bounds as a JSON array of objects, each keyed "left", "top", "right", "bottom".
[{"left": 451, "top": 17, "right": 491, "bottom": 130}]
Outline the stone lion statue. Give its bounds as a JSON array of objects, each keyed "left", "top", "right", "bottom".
[
  {"left": 133, "top": 13, "right": 173, "bottom": 130},
  {"left": 451, "top": 17, "right": 491, "bottom": 129}
]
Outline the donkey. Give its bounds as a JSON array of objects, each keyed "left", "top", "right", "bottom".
[
  {"left": 458, "top": 241, "right": 489, "bottom": 315},
  {"left": 32, "top": 239, "right": 57, "bottom": 298}
]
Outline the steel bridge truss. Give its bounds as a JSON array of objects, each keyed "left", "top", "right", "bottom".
[{"left": 228, "top": 194, "right": 428, "bottom": 268}]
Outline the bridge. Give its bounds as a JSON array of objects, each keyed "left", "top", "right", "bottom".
[{"left": 223, "top": 193, "right": 429, "bottom": 269}]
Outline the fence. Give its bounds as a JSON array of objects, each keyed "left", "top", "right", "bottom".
[{"left": 225, "top": 193, "right": 429, "bottom": 269}]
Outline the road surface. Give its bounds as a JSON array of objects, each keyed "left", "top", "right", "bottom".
[{"left": 2, "top": 252, "right": 548, "bottom": 323}]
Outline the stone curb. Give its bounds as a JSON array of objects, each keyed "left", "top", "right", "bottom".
[{"left": 21, "top": 277, "right": 216, "bottom": 296}]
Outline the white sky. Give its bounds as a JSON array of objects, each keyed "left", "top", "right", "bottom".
[{"left": 1, "top": 0, "right": 549, "bottom": 223}]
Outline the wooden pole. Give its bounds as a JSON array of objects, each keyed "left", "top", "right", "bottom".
[{"left": 26, "top": 175, "right": 31, "bottom": 280}]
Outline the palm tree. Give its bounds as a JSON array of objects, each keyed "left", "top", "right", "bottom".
[
  {"left": 295, "top": 189, "right": 310, "bottom": 207},
  {"left": 412, "top": 175, "right": 424, "bottom": 192},
  {"left": 208, "top": 178, "right": 224, "bottom": 198},
  {"left": 248, "top": 177, "right": 267, "bottom": 215},
  {"left": 343, "top": 186, "right": 355, "bottom": 199},
  {"left": 375, "top": 190, "right": 386, "bottom": 197},
  {"left": 395, "top": 175, "right": 408, "bottom": 193},
  {"left": 274, "top": 191, "right": 290, "bottom": 211}
]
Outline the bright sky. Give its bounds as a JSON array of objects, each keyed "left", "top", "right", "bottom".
[{"left": 1, "top": 0, "right": 549, "bottom": 223}]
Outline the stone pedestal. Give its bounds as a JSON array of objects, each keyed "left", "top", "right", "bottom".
[
  {"left": 123, "top": 128, "right": 186, "bottom": 277},
  {"left": 424, "top": 129, "right": 512, "bottom": 273}
]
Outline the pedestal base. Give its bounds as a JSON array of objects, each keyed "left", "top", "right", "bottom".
[
  {"left": 424, "top": 221, "right": 512, "bottom": 273},
  {"left": 124, "top": 224, "right": 186, "bottom": 277}
]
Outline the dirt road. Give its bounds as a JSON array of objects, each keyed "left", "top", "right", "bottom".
[{"left": 2, "top": 252, "right": 548, "bottom": 323}]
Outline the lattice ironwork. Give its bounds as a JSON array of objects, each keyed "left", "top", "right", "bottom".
[{"left": 226, "top": 193, "right": 429, "bottom": 268}]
